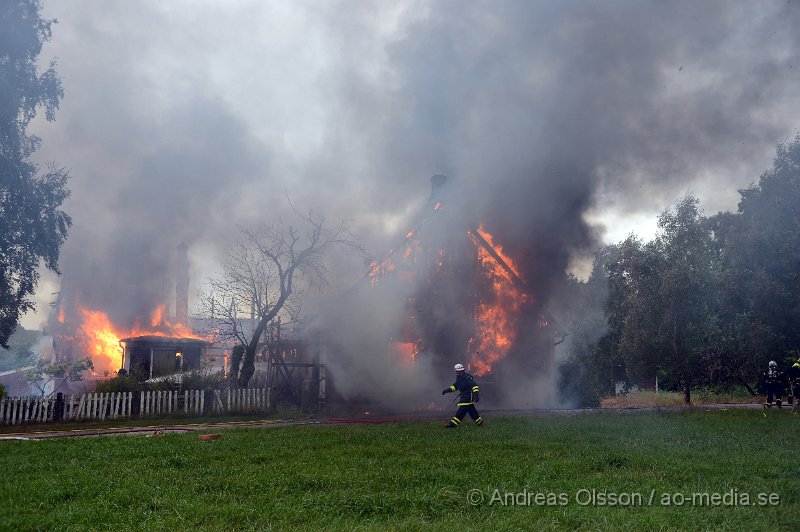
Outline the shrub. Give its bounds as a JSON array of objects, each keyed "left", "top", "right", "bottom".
[
  {"left": 95, "top": 374, "right": 145, "bottom": 393},
  {"left": 147, "top": 369, "right": 226, "bottom": 392}
]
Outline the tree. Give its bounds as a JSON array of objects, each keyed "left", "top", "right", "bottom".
[
  {"left": 0, "top": 324, "right": 38, "bottom": 372},
  {"left": 713, "top": 135, "right": 800, "bottom": 380},
  {"left": 1, "top": 1, "right": 71, "bottom": 348},
  {"left": 201, "top": 209, "right": 362, "bottom": 388},
  {"left": 707, "top": 212, "right": 777, "bottom": 394},
  {"left": 607, "top": 196, "right": 720, "bottom": 404},
  {"left": 22, "top": 357, "right": 93, "bottom": 397},
  {"left": 571, "top": 137, "right": 800, "bottom": 402}
]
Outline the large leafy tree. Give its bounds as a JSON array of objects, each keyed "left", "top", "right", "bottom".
[
  {"left": 608, "top": 196, "right": 719, "bottom": 404},
  {"left": 707, "top": 211, "right": 777, "bottom": 393},
  {"left": 0, "top": 0, "right": 71, "bottom": 348},
  {"left": 709, "top": 135, "right": 800, "bottom": 387},
  {"left": 733, "top": 136, "right": 800, "bottom": 350},
  {"left": 566, "top": 138, "right": 800, "bottom": 403},
  {"left": 0, "top": 325, "right": 37, "bottom": 372}
]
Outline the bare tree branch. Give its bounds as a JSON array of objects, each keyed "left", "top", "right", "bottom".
[{"left": 198, "top": 204, "right": 363, "bottom": 387}]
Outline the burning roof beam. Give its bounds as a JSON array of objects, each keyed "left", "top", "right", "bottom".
[{"left": 467, "top": 227, "right": 527, "bottom": 293}]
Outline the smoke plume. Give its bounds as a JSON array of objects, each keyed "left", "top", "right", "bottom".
[{"left": 24, "top": 0, "right": 800, "bottom": 404}]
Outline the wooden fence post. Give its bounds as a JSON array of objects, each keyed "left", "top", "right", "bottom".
[
  {"left": 54, "top": 393, "right": 64, "bottom": 422},
  {"left": 213, "top": 390, "right": 221, "bottom": 414},
  {"left": 39, "top": 397, "right": 47, "bottom": 423},
  {"left": 100, "top": 393, "right": 107, "bottom": 421},
  {"left": 76, "top": 394, "right": 85, "bottom": 420}
]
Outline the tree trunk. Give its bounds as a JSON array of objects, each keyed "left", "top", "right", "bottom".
[
  {"left": 239, "top": 306, "right": 279, "bottom": 388},
  {"left": 229, "top": 345, "right": 244, "bottom": 388},
  {"left": 239, "top": 320, "right": 268, "bottom": 388},
  {"left": 239, "top": 279, "right": 291, "bottom": 388},
  {"left": 683, "top": 378, "right": 691, "bottom": 405},
  {"left": 239, "top": 358, "right": 255, "bottom": 389}
]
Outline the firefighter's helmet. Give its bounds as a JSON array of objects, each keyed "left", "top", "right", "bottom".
[
  {"left": 454, "top": 363, "right": 465, "bottom": 372},
  {"left": 769, "top": 360, "right": 777, "bottom": 368}
]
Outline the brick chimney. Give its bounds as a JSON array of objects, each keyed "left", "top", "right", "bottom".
[{"left": 176, "top": 242, "right": 189, "bottom": 326}]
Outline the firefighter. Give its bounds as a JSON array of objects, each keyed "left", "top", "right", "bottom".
[
  {"left": 442, "top": 363, "right": 483, "bottom": 428},
  {"left": 763, "top": 360, "right": 783, "bottom": 408},
  {"left": 786, "top": 358, "right": 800, "bottom": 412}
]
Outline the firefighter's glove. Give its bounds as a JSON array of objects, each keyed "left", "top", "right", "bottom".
[
  {"left": 442, "top": 389, "right": 450, "bottom": 395},
  {"left": 474, "top": 392, "right": 480, "bottom": 402}
]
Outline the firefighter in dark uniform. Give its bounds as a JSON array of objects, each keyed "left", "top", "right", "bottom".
[
  {"left": 442, "top": 363, "right": 483, "bottom": 428},
  {"left": 763, "top": 360, "right": 783, "bottom": 408}
]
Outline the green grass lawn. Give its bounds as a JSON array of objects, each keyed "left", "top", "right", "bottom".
[
  {"left": 0, "top": 413, "right": 303, "bottom": 435},
  {"left": 1, "top": 409, "right": 797, "bottom": 530},
  {"left": 601, "top": 388, "right": 762, "bottom": 408}
]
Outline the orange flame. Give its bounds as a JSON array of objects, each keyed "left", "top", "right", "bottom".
[
  {"left": 78, "top": 308, "right": 124, "bottom": 374},
  {"left": 403, "top": 238, "right": 421, "bottom": 261},
  {"left": 468, "top": 226, "right": 527, "bottom": 376},
  {"left": 150, "top": 304, "right": 164, "bottom": 327},
  {"left": 389, "top": 341, "right": 417, "bottom": 368},
  {"left": 368, "top": 256, "right": 397, "bottom": 286},
  {"left": 75, "top": 305, "right": 208, "bottom": 374},
  {"left": 474, "top": 225, "right": 522, "bottom": 281},
  {"left": 370, "top": 221, "right": 530, "bottom": 377}
]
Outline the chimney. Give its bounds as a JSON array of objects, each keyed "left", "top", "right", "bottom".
[
  {"left": 429, "top": 174, "right": 448, "bottom": 209},
  {"left": 176, "top": 242, "right": 189, "bottom": 326},
  {"left": 431, "top": 174, "right": 447, "bottom": 195}
]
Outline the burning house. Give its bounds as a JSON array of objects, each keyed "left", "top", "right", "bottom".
[
  {"left": 47, "top": 242, "right": 219, "bottom": 385},
  {"left": 120, "top": 335, "right": 210, "bottom": 380},
  {"left": 316, "top": 175, "right": 566, "bottom": 409},
  {"left": 44, "top": 177, "right": 563, "bottom": 409}
]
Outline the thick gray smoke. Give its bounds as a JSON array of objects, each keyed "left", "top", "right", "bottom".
[{"left": 26, "top": 1, "right": 800, "bottom": 403}]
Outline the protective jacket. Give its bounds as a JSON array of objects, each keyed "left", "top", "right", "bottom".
[
  {"left": 787, "top": 363, "right": 800, "bottom": 382},
  {"left": 446, "top": 372, "right": 480, "bottom": 405},
  {"left": 764, "top": 366, "right": 780, "bottom": 384}
]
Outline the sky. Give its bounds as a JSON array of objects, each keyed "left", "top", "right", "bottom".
[{"left": 21, "top": 0, "right": 800, "bottom": 330}]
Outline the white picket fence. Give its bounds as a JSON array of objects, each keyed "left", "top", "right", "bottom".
[
  {"left": 0, "top": 395, "right": 55, "bottom": 425},
  {"left": 67, "top": 392, "right": 134, "bottom": 421},
  {"left": 0, "top": 388, "right": 272, "bottom": 425},
  {"left": 211, "top": 388, "right": 271, "bottom": 415},
  {"left": 139, "top": 390, "right": 202, "bottom": 417}
]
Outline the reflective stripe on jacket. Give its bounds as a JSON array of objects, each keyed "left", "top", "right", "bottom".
[{"left": 451, "top": 372, "right": 479, "bottom": 405}]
